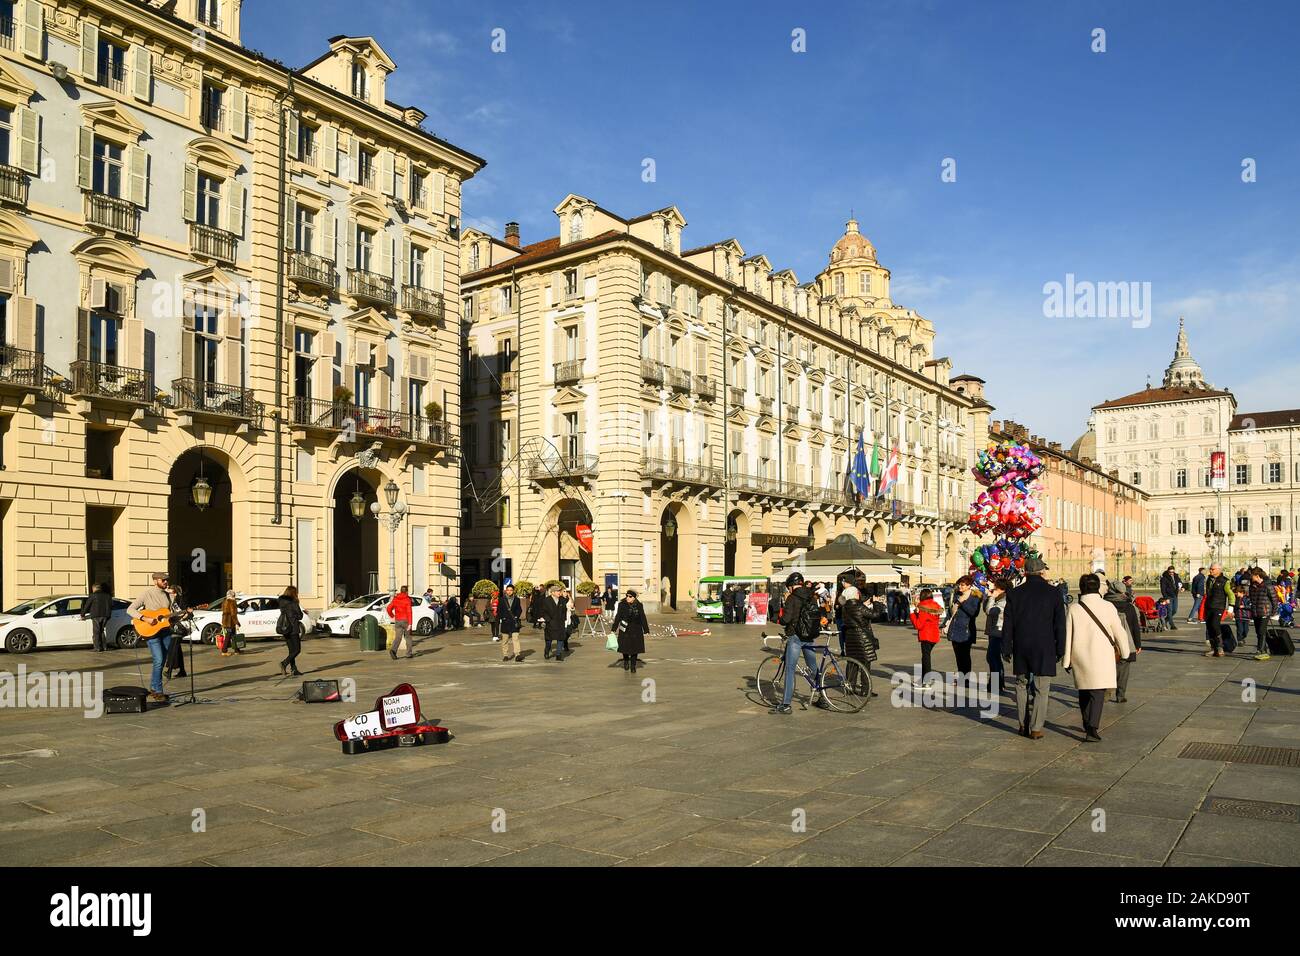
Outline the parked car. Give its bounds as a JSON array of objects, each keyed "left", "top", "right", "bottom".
[
  {"left": 182, "top": 594, "right": 321, "bottom": 644},
  {"left": 0, "top": 595, "right": 135, "bottom": 653},
  {"left": 316, "top": 593, "right": 442, "bottom": 637}
]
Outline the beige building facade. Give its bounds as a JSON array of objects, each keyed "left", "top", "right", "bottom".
[
  {"left": 1083, "top": 320, "right": 1299, "bottom": 576},
  {"left": 0, "top": 0, "right": 482, "bottom": 611},
  {"left": 459, "top": 202, "right": 991, "bottom": 611}
]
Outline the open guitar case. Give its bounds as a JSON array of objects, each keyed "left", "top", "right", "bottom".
[{"left": 332, "top": 682, "right": 450, "bottom": 755}]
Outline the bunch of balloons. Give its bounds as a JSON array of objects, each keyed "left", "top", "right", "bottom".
[{"left": 966, "top": 439, "right": 1045, "bottom": 583}]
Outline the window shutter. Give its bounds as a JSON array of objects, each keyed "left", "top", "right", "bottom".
[
  {"left": 345, "top": 217, "right": 355, "bottom": 269},
  {"left": 13, "top": 296, "right": 36, "bottom": 349},
  {"left": 323, "top": 212, "right": 336, "bottom": 261},
  {"left": 552, "top": 323, "right": 563, "bottom": 371},
  {"left": 314, "top": 331, "right": 335, "bottom": 399},
  {"left": 286, "top": 111, "right": 300, "bottom": 159},
  {"left": 19, "top": 0, "right": 43, "bottom": 60},
  {"left": 400, "top": 375, "right": 409, "bottom": 415},
  {"left": 182, "top": 164, "right": 198, "bottom": 222},
  {"left": 221, "top": 303, "right": 241, "bottom": 341},
  {"left": 126, "top": 145, "right": 147, "bottom": 207},
  {"left": 131, "top": 44, "right": 151, "bottom": 101},
  {"left": 223, "top": 182, "right": 244, "bottom": 237},
  {"left": 181, "top": 298, "right": 195, "bottom": 380},
  {"left": 223, "top": 336, "right": 241, "bottom": 388},
  {"left": 76, "top": 309, "right": 90, "bottom": 362},
  {"left": 123, "top": 317, "right": 143, "bottom": 368},
  {"left": 77, "top": 126, "right": 93, "bottom": 189},
  {"left": 694, "top": 339, "right": 706, "bottom": 377},
  {"left": 90, "top": 276, "right": 108, "bottom": 310},
  {"left": 282, "top": 193, "right": 296, "bottom": 249},
  {"left": 401, "top": 237, "right": 411, "bottom": 287},
  {"left": 322, "top": 124, "right": 338, "bottom": 174},
  {"left": 16, "top": 107, "right": 38, "bottom": 174},
  {"left": 229, "top": 88, "right": 247, "bottom": 140},
  {"left": 380, "top": 149, "right": 395, "bottom": 196},
  {"left": 576, "top": 322, "right": 586, "bottom": 361},
  {"left": 431, "top": 171, "right": 445, "bottom": 215},
  {"left": 348, "top": 136, "right": 359, "bottom": 183},
  {"left": 550, "top": 272, "right": 560, "bottom": 306},
  {"left": 80, "top": 20, "right": 97, "bottom": 79},
  {"left": 431, "top": 247, "right": 443, "bottom": 293},
  {"left": 0, "top": 258, "right": 13, "bottom": 293},
  {"left": 379, "top": 233, "right": 393, "bottom": 278}
]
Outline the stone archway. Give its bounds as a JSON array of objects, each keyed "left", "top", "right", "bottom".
[
  {"left": 167, "top": 446, "right": 245, "bottom": 606},
  {"left": 658, "top": 499, "right": 698, "bottom": 611},
  {"left": 808, "top": 515, "right": 829, "bottom": 549},
  {"left": 870, "top": 522, "right": 887, "bottom": 550},
  {"left": 538, "top": 497, "right": 594, "bottom": 589},
  {"left": 331, "top": 468, "right": 382, "bottom": 601},
  {"left": 725, "top": 507, "right": 752, "bottom": 576}
]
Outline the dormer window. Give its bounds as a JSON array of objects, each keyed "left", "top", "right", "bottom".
[
  {"left": 569, "top": 211, "right": 583, "bottom": 241},
  {"left": 351, "top": 63, "right": 369, "bottom": 101},
  {"left": 196, "top": 0, "right": 220, "bottom": 28},
  {"left": 469, "top": 243, "right": 480, "bottom": 271},
  {"left": 662, "top": 222, "right": 671, "bottom": 250}
]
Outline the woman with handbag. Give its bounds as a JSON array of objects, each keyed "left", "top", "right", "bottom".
[
  {"left": 219, "top": 590, "right": 243, "bottom": 657},
  {"left": 276, "top": 585, "right": 305, "bottom": 677},
  {"left": 944, "top": 576, "right": 983, "bottom": 675},
  {"left": 1064, "top": 574, "right": 1133, "bottom": 741},
  {"left": 612, "top": 590, "right": 649, "bottom": 672}
]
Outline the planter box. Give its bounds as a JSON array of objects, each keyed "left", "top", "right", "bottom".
[{"left": 573, "top": 595, "right": 591, "bottom": 614}]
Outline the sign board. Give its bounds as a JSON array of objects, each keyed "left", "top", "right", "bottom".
[
  {"left": 380, "top": 692, "right": 416, "bottom": 730},
  {"left": 1210, "top": 451, "right": 1226, "bottom": 490},
  {"left": 887, "top": 543, "right": 922, "bottom": 556},
  {"left": 753, "top": 533, "right": 812, "bottom": 549},
  {"left": 575, "top": 524, "right": 594, "bottom": 553},
  {"left": 432, "top": 551, "right": 446, "bottom": 564},
  {"left": 340, "top": 711, "right": 384, "bottom": 740},
  {"left": 604, "top": 573, "right": 619, "bottom": 590},
  {"left": 745, "top": 591, "right": 770, "bottom": 626}
]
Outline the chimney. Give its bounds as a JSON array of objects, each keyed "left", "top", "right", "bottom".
[{"left": 504, "top": 222, "right": 520, "bottom": 248}]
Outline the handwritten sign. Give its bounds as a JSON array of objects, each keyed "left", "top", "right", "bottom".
[
  {"left": 381, "top": 692, "right": 416, "bottom": 730},
  {"left": 340, "top": 711, "right": 384, "bottom": 740}
]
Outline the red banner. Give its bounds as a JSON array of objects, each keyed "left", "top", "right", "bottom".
[
  {"left": 575, "top": 524, "right": 593, "bottom": 552},
  {"left": 1210, "top": 451, "right": 1226, "bottom": 490}
]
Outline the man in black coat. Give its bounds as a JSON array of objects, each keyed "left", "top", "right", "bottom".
[
  {"left": 1159, "top": 566, "right": 1182, "bottom": 629},
  {"left": 541, "top": 584, "right": 568, "bottom": 662},
  {"left": 82, "top": 582, "right": 114, "bottom": 652},
  {"left": 1001, "top": 557, "right": 1066, "bottom": 739},
  {"left": 1201, "top": 563, "right": 1232, "bottom": 657}
]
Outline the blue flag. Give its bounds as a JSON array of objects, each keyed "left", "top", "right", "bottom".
[{"left": 851, "top": 429, "right": 871, "bottom": 498}]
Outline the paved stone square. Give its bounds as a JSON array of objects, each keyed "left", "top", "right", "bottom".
[{"left": 1, "top": 614, "right": 1297, "bottom": 866}]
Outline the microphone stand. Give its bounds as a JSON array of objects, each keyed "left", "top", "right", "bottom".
[{"left": 170, "top": 613, "right": 214, "bottom": 708}]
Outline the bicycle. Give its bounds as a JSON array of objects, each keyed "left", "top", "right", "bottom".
[{"left": 754, "top": 630, "right": 872, "bottom": 713}]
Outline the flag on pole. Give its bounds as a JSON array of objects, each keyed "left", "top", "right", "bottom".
[
  {"left": 880, "top": 443, "right": 900, "bottom": 498},
  {"left": 869, "top": 441, "right": 882, "bottom": 496},
  {"left": 851, "top": 429, "right": 871, "bottom": 499}
]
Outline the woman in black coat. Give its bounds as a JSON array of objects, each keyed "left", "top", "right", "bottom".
[
  {"left": 611, "top": 590, "right": 649, "bottom": 672},
  {"left": 542, "top": 587, "right": 569, "bottom": 661},
  {"left": 840, "top": 576, "right": 879, "bottom": 670},
  {"left": 276, "top": 585, "right": 305, "bottom": 676}
]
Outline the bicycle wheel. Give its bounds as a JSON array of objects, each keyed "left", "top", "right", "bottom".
[
  {"left": 820, "top": 656, "right": 872, "bottom": 713},
  {"left": 754, "top": 654, "right": 786, "bottom": 707}
]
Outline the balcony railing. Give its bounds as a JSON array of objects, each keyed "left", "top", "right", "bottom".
[
  {"left": 640, "top": 456, "right": 723, "bottom": 487},
  {"left": 728, "top": 386, "right": 745, "bottom": 408},
  {"left": 297, "top": 143, "right": 319, "bottom": 168},
  {"left": 200, "top": 103, "right": 226, "bottom": 132},
  {"left": 665, "top": 367, "right": 691, "bottom": 392},
  {"left": 348, "top": 268, "right": 395, "bottom": 305},
  {"left": 0, "top": 163, "right": 28, "bottom": 206},
  {"left": 190, "top": 223, "right": 238, "bottom": 265},
  {"left": 98, "top": 64, "right": 127, "bottom": 94},
  {"left": 757, "top": 396, "right": 774, "bottom": 417},
  {"left": 171, "top": 378, "right": 261, "bottom": 427},
  {"left": 942, "top": 506, "right": 970, "bottom": 524},
  {"left": 408, "top": 185, "right": 427, "bottom": 209},
  {"left": 499, "top": 370, "right": 517, "bottom": 392},
  {"left": 553, "top": 359, "right": 583, "bottom": 385},
  {"left": 640, "top": 358, "right": 664, "bottom": 385},
  {"left": 287, "top": 251, "right": 336, "bottom": 290},
  {"left": 359, "top": 166, "right": 377, "bottom": 191},
  {"left": 0, "top": 16, "right": 13, "bottom": 50},
  {"left": 85, "top": 193, "right": 138, "bottom": 236},
  {"left": 71, "top": 361, "right": 153, "bottom": 403},
  {"left": 291, "top": 396, "right": 454, "bottom": 446},
  {"left": 530, "top": 435, "right": 598, "bottom": 479},
  {"left": 0, "top": 345, "right": 43, "bottom": 390},
  {"left": 401, "top": 285, "right": 444, "bottom": 319},
  {"left": 563, "top": 283, "right": 582, "bottom": 302},
  {"left": 695, "top": 375, "right": 717, "bottom": 402}
]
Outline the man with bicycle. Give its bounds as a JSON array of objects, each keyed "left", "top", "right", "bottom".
[{"left": 772, "top": 571, "right": 827, "bottom": 715}]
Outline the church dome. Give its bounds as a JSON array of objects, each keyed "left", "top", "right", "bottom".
[
  {"left": 1070, "top": 429, "right": 1096, "bottom": 461},
  {"left": 829, "top": 218, "right": 876, "bottom": 264}
]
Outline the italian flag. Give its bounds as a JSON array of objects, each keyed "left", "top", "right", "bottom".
[{"left": 869, "top": 442, "right": 881, "bottom": 496}]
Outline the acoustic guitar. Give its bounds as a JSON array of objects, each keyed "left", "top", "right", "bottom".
[{"left": 132, "top": 607, "right": 194, "bottom": 640}]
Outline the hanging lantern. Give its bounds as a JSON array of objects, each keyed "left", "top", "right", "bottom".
[
  {"left": 725, "top": 520, "right": 737, "bottom": 543},
  {"left": 384, "top": 479, "right": 400, "bottom": 509},
  {"left": 190, "top": 474, "right": 213, "bottom": 511},
  {"left": 664, "top": 514, "right": 677, "bottom": 539},
  {"left": 349, "top": 490, "right": 367, "bottom": 520}
]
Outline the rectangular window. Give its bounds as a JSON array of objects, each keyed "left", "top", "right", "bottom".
[
  {"left": 358, "top": 147, "right": 375, "bottom": 189},
  {"left": 196, "top": 172, "right": 221, "bottom": 227},
  {"left": 293, "top": 329, "right": 314, "bottom": 399},
  {"left": 90, "top": 313, "right": 119, "bottom": 365},
  {"left": 353, "top": 366, "right": 372, "bottom": 407},
  {"left": 564, "top": 268, "right": 578, "bottom": 298},
  {"left": 92, "top": 138, "right": 123, "bottom": 197},
  {"left": 1205, "top": 517, "right": 1217, "bottom": 535},
  {"left": 0, "top": 108, "right": 10, "bottom": 166},
  {"left": 1235, "top": 463, "right": 1249, "bottom": 486},
  {"left": 408, "top": 378, "right": 424, "bottom": 417},
  {"left": 97, "top": 38, "right": 126, "bottom": 91},
  {"left": 295, "top": 206, "right": 315, "bottom": 254},
  {"left": 197, "top": 0, "right": 221, "bottom": 28},
  {"left": 410, "top": 245, "right": 425, "bottom": 288},
  {"left": 355, "top": 225, "right": 373, "bottom": 271},
  {"left": 193, "top": 307, "right": 219, "bottom": 383},
  {"left": 1237, "top": 514, "right": 1249, "bottom": 533},
  {"left": 1269, "top": 513, "right": 1283, "bottom": 532},
  {"left": 497, "top": 286, "right": 512, "bottom": 314},
  {"left": 1176, "top": 517, "right": 1188, "bottom": 535},
  {"left": 1268, "top": 462, "right": 1282, "bottom": 483},
  {"left": 1175, "top": 468, "right": 1188, "bottom": 489},
  {"left": 296, "top": 119, "right": 316, "bottom": 164},
  {"left": 200, "top": 82, "right": 224, "bottom": 131}
]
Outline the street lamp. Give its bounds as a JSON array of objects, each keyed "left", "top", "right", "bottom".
[
  {"left": 190, "top": 451, "right": 213, "bottom": 511},
  {"left": 349, "top": 490, "right": 367, "bottom": 520},
  {"left": 725, "top": 519, "right": 737, "bottom": 543},
  {"left": 664, "top": 513, "right": 678, "bottom": 539},
  {"left": 384, "top": 479, "right": 400, "bottom": 510},
  {"left": 372, "top": 486, "right": 409, "bottom": 592}
]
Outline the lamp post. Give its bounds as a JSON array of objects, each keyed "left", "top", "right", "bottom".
[{"left": 371, "top": 479, "right": 408, "bottom": 593}]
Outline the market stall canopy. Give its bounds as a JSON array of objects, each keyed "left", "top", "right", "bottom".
[{"left": 772, "top": 534, "right": 918, "bottom": 583}]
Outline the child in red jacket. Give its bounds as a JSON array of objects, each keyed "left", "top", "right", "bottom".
[{"left": 910, "top": 589, "right": 943, "bottom": 685}]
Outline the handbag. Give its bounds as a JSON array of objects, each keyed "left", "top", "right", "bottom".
[
  {"left": 605, "top": 631, "right": 620, "bottom": 651},
  {"left": 1079, "top": 600, "right": 1123, "bottom": 662}
]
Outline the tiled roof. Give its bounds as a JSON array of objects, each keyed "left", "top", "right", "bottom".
[
  {"left": 462, "top": 231, "right": 622, "bottom": 281},
  {"left": 1093, "top": 386, "right": 1232, "bottom": 410},
  {"left": 1230, "top": 409, "right": 1300, "bottom": 431}
]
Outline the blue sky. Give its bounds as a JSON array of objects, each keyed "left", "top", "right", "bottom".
[{"left": 245, "top": 0, "right": 1300, "bottom": 442}]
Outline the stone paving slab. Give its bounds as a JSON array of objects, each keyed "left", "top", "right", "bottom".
[{"left": 1, "top": 616, "right": 1296, "bottom": 866}]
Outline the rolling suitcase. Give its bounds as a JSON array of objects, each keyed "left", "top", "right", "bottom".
[{"left": 1266, "top": 628, "right": 1295, "bottom": 656}]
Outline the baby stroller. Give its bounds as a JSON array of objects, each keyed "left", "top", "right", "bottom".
[{"left": 1134, "top": 595, "right": 1160, "bottom": 632}]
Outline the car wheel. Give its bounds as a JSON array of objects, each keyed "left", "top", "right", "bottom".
[
  {"left": 200, "top": 623, "right": 221, "bottom": 645},
  {"left": 415, "top": 618, "right": 433, "bottom": 636},
  {"left": 349, "top": 618, "right": 363, "bottom": 639},
  {"left": 115, "top": 626, "right": 139, "bottom": 649},
  {"left": 4, "top": 629, "right": 36, "bottom": 654}
]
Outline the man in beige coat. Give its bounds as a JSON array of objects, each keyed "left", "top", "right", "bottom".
[{"left": 1064, "top": 573, "right": 1133, "bottom": 742}]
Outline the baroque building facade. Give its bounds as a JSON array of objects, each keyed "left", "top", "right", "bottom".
[
  {"left": 0, "top": 0, "right": 482, "bottom": 609},
  {"left": 1083, "top": 319, "right": 1299, "bottom": 575},
  {"left": 459, "top": 201, "right": 991, "bottom": 611}
]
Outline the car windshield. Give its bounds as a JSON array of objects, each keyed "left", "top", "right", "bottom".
[
  {"left": 341, "top": 594, "right": 386, "bottom": 608},
  {"left": 5, "top": 596, "right": 60, "bottom": 615}
]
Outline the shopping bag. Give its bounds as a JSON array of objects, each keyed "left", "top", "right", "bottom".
[{"left": 605, "top": 631, "right": 619, "bottom": 651}]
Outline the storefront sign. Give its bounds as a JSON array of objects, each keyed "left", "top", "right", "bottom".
[
  {"left": 575, "top": 524, "right": 594, "bottom": 552},
  {"left": 887, "top": 543, "right": 922, "bottom": 556},
  {"left": 753, "top": 533, "right": 812, "bottom": 549},
  {"left": 432, "top": 551, "right": 446, "bottom": 564}
]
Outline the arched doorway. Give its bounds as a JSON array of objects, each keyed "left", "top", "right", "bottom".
[
  {"left": 870, "top": 522, "right": 886, "bottom": 550},
  {"left": 809, "top": 516, "right": 828, "bottom": 549},
  {"left": 168, "top": 449, "right": 233, "bottom": 606},
  {"left": 553, "top": 498, "right": 593, "bottom": 589},
  {"left": 660, "top": 506, "right": 680, "bottom": 609},
  {"left": 724, "top": 508, "right": 751, "bottom": 576},
  {"left": 333, "top": 469, "right": 380, "bottom": 600}
]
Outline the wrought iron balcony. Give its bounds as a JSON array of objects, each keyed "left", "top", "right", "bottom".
[
  {"left": 401, "top": 285, "right": 444, "bottom": 319},
  {"left": 71, "top": 361, "right": 153, "bottom": 404},
  {"left": 641, "top": 358, "right": 665, "bottom": 385},
  {"left": 530, "top": 434, "right": 598, "bottom": 480},
  {"left": 499, "top": 370, "right": 518, "bottom": 393},
  {"left": 0, "top": 163, "right": 27, "bottom": 206},
  {"left": 290, "top": 396, "right": 453, "bottom": 446},
  {"left": 695, "top": 375, "right": 717, "bottom": 402},
  {"left": 200, "top": 103, "right": 226, "bottom": 133},
  {"left": 190, "top": 223, "right": 238, "bottom": 265},
  {"left": 639, "top": 456, "right": 723, "bottom": 487},
  {"left": 287, "top": 251, "right": 336, "bottom": 290},
  {"left": 0, "top": 345, "right": 43, "bottom": 390},
  {"left": 553, "top": 359, "right": 584, "bottom": 385},
  {"left": 171, "top": 378, "right": 261, "bottom": 426},
  {"left": 85, "top": 193, "right": 138, "bottom": 237},
  {"left": 665, "top": 367, "right": 691, "bottom": 392},
  {"left": 347, "top": 268, "right": 395, "bottom": 305}
]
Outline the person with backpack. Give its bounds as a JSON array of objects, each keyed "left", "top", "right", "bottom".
[
  {"left": 944, "top": 576, "right": 983, "bottom": 675},
  {"left": 1248, "top": 568, "right": 1279, "bottom": 661},
  {"left": 771, "top": 572, "right": 826, "bottom": 715},
  {"left": 276, "top": 585, "right": 305, "bottom": 677}
]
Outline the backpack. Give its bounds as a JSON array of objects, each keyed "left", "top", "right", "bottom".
[{"left": 794, "top": 590, "right": 822, "bottom": 640}]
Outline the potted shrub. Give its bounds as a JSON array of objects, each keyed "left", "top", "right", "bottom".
[
  {"left": 514, "top": 579, "right": 534, "bottom": 620},
  {"left": 574, "top": 579, "right": 599, "bottom": 614},
  {"left": 470, "top": 578, "right": 497, "bottom": 622},
  {"left": 424, "top": 400, "right": 443, "bottom": 442}
]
